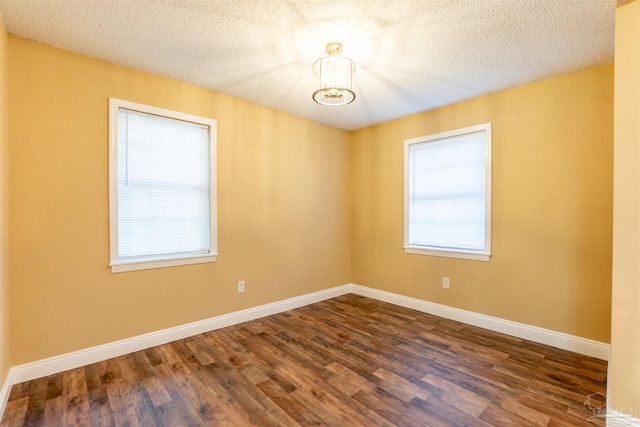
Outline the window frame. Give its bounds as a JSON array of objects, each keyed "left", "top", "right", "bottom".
[
  {"left": 403, "top": 123, "right": 492, "bottom": 262},
  {"left": 108, "top": 98, "right": 217, "bottom": 273}
]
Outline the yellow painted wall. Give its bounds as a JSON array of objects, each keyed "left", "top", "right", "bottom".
[
  {"left": 352, "top": 65, "right": 613, "bottom": 343},
  {"left": 611, "top": 0, "right": 640, "bottom": 412},
  {"left": 7, "top": 36, "right": 351, "bottom": 365},
  {"left": 5, "top": 32, "right": 616, "bottom": 368},
  {"left": 0, "top": 17, "right": 9, "bottom": 386}
]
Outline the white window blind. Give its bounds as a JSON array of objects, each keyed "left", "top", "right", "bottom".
[
  {"left": 109, "top": 98, "right": 217, "bottom": 272},
  {"left": 404, "top": 123, "right": 491, "bottom": 261}
]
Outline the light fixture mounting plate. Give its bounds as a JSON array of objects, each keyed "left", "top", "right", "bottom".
[{"left": 326, "top": 42, "right": 343, "bottom": 55}]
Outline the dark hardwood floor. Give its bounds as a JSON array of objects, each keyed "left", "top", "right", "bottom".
[{"left": 1, "top": 294, "right": 607, "bottom": 426}]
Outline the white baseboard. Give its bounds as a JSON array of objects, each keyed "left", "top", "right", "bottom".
[
  {"left": 350, "top": 284, "right": 610, "bottom": 361},
  {"left": 0, "top": 368, "right": 13, "bottom": 421},
  {"left": 607, "top": 409, "right": 640, "bottom": 426},
  {"left": 604, "top": 372, "right": 640, "bottom": 426},
  {"left": 0, "top": 283, "right": 611, "bottom": 420},
  {"left": 9, "top": 284, "right": 352, "bottom": 385}
]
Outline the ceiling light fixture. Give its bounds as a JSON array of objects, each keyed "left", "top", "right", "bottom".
[{"left": 312, "top": 42, "right": 356, "bottom": 106}]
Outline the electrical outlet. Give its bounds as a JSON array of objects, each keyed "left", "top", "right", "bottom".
[
  {"left": 237, "top": 280, "right": 245, "bottom": 293},
  {"left": 442, "top": 277, "right": 450, "bottom": 289}
]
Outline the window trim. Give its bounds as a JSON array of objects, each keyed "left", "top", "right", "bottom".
[
  {"left": 403, "top": 123, "right": 492, "bottom": 262},
  {"left": 108, "top": 98, "right": 217, "bottom": 273}
]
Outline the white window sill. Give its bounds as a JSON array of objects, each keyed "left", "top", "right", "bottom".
[
  {"left": 404, "top": 246, "right": 490, "bottom": 262},
  {"left": 110, "top": 254, "right": 217, "bottom": 273}
]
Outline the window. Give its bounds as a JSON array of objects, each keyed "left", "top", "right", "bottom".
[
  {"left": 109, "top": 98, "right": 217, "bottom": 273},
  {"left": 404, "top": 123, "right": 491, "bottom": 261}
]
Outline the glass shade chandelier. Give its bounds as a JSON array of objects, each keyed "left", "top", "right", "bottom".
[{"left": 312, "top": 42, "right": 356, "bottom": 106}]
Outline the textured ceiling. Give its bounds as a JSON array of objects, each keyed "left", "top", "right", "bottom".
[{"left": 0, "top": 0, "right": 615, "bottom": 131}]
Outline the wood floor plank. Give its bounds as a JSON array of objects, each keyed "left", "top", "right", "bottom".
[
  {"left": 45, "top": 375, "right": 63, "bottom": 402},
  {"left": 1, "top": 294, "right": 608, "bottom": 426},
  {"left": 490, "top": 397, "right": 551, "bottom": 426},
  {"left": 373, "top": 368, "right": 430, "bottom": 403},
  {"left": 22, "top": 377, "right": 48, "bottom": 426},
  {"left": 152, "top": 345, "right": 226, "bottom": 425},
  {"left": 256, "top": 378, "right": 322, "bottom": 426},
  {"left": 105, "top": 383, "right": 142, "bottom": 427},
  {"left": 125, "top": 383, "right": 163, "bottom": 427},
  {"left": 410, "top": 394, "right": 495, "bottom": 427},
  {"left": 191, "top": 365, "right": 259, "bottom": 426},
  {"left": 84, "top": 364, "right": 115, "bottom": 427},
  {"left": 1, "top": 397, "right": 28, "bottom": 427},
  {"left": 324, "top": 361, "right": 376, "bottom": 397},
  {"left": 61, "top": 368, "right": 92, "bottom": 426},
  {"left": 129, "top": 351, "right": 155, "bottom": 382},
  {"left": 479, "top": 402, "right": 543, "bottom": 427},
  {"left": 420, "top": 374, "right": 490, "bottom": 417},
  {"left": 276, "top": 360, "right": 395, "bottom": 427},
  {"left": 351, "top": 387, "right": 436, "bottom": 427},
  {"left": 42, "top": 396, "right": 62, "bottom": 427},
  {"left": 141, "top": 376, "right": 172, "bottom": 408},
  {"left": 86, "top": 387, "right": 115, "bottom": 427}
]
